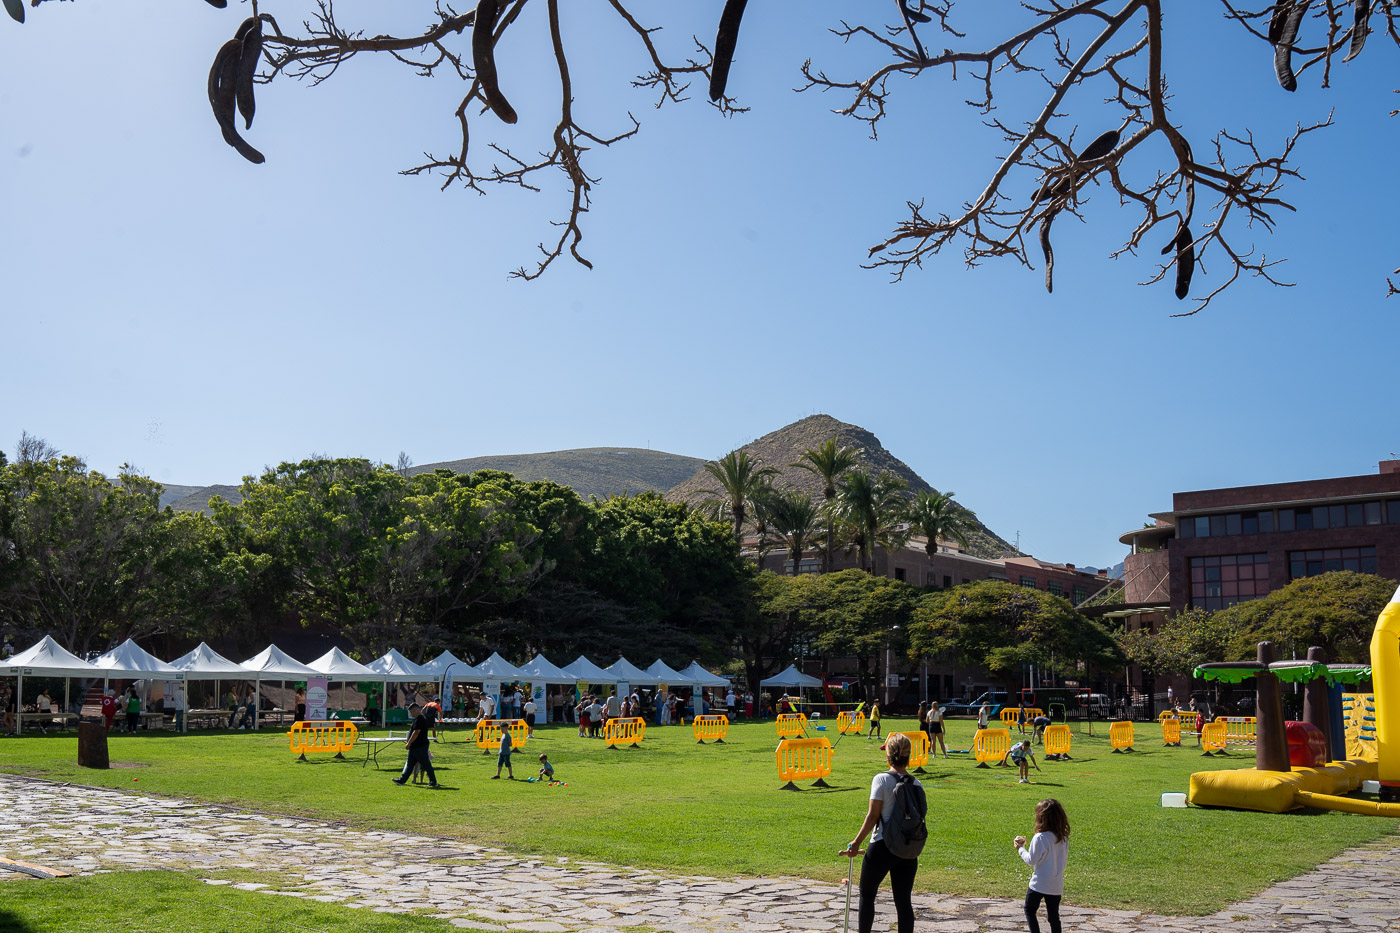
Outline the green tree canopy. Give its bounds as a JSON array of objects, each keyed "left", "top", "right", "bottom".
[
  {"left": 1214, "top": 571, "right": 1397, "bottom": 663},
  {"left": 910, "top": 580, "right": 1120, "bottom": 686}
]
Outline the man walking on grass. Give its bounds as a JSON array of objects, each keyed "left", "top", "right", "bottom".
[{"left": 393, "top": 702, "right": 438, "bottom": 788}]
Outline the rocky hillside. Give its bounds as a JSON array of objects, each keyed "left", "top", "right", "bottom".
[
  {"left": 664, "top": 414, "right": 1014, "bottom": 560},
  {"left": 409, "top": 447, "right": 704, "bottom": 502}
]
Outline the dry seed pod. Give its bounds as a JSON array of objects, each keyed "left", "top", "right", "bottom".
[
  {"left": 709, "top": 0, "right": 749, "bottom": 101},
  {"left": 1040, "top": 212, "right": 1056, "bottom": 294},
  {"left": 236, "top": 18, "right": 264, "bottom": 129},
  {"left": 208, "top": 38, "right": 265, "bottom": 164},
  {"left": 472, "top": 0, "right": 518, "bottom": 124},
  {"left": 1268, "top": 1, "right": 1293, "bottom": 45},
  {"left": 1273, "top": 1, "right": 1308, "bottom": 91},
  {"left": 1344, "top": 0, "right": 1371, "bottom": 62},
  {"left": 1174, "top": 226, "right": 1195, "bottom": 300}
]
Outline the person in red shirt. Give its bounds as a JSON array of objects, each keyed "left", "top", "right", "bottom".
[{"left": 100, "top": 689, "right": 117, "bottom": 731}]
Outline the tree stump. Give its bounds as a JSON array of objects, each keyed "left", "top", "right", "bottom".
[{"left": 77, "top": 721, "right": 109, "bottom": 769}]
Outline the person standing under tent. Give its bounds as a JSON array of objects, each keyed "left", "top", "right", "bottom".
[
  {"left": 576, "top": 695, "right": 590, "bottom": 737},
  {"left": 124, "top": 688, "right": 142, "bottom": 733},
  {"left": 99, "top": 689, "right": 116, "bottom": 731},
  {"left": 3, "top": 686, "right": 16, "bottom": 734},
  {"left": 479, "top": 691, "right": 496, "bottom": 721},
  {"left": 658, "top": 689, "right": 670, "bottom": 725},
  {"left": 35, "top": 688, "right": 53, "bottom": 734},
  {"left": 366, "top": 686, "right": 380, "bottom": 725},
  {"left": 726, "top": 688, "right": 737, "bottom": 719},
  {"left": 392, "top": 703, "right": 438, "bottom": 788},
  {"left": 745, "top": 692, "right": 754, "bottom": 718},
  {"left": 523, "top": 696, "right": 537, "bottom": 737},
  {"left": 294, "top": 687, "right": 306, "bottom": 723},
  {"left": 605, "top": 691, "right": 620, "bottom": 721},
  {"left": 174, "top": 685, "right": 187, "bottom": 731}
]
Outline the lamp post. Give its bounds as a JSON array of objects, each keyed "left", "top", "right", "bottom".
[{"left": 883, "top": 625, "right": 901, "bottom": 706}]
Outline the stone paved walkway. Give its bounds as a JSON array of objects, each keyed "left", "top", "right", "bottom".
[{"left": 3, "top": 774, "right": 1399, "bottom": 932}]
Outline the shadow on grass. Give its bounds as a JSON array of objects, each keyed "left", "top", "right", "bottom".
[{"left": 0, "top": 910, "right": 38, "bottom": 932}]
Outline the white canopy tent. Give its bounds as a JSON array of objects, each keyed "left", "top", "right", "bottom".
[
  {"left": 417, "top": 650, "right": 478, "bottom": 678},
  {"left": 170, "top": 642, "right": 249, "bottom": 732},
  {"left": 679, "top": 660, "right": 729, "bottom": 689},
  {"left": 605, "top": 657, "right": 654, "bottom": 689},
  {"left": 3, "top": 636, "right": 101, "bottom": 735},
  {"left": 645, "top": 659, "right": 694, "bottom": 687},
  {"left": 760, "top": 665, "right": 823, "bottom": 688},
  {"left": 307, "top": 648, "right": 378, "bottom": 718},
  {"left": 563, "top": 655, "right": 618, "bottom": 689},
  {"left": 473, "top": 652, "right": 526, "bottom": 716},
  {"left": 366, "top": 649, "right": 429, "bottom": 727},
  {"left": 93, "top": 639, "right": 185, "bottom": 733},
  {"left": 517, "top": 654, "right": 578, "bottom": 723},
  {"left": 241, "top": 646, "right": 319, "bottom": 730}
]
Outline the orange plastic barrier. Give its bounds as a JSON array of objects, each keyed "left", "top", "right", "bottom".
[
  {"left": 288, "top": 720, "right": 357, "bottom": 758},
  {"left": 973, "top": 727, "right": 1011, "bottom": 768},
  {"left": 1215, "top": 716, "right": 1257, "bottom": 746},
  {"left": 836, "top": 710, "right": 866, "bottom": 734},
  {"left": 1000, "top": 707, "right": 1044, "bottom": 726},
  {"left": 775, "top": 737, "right": 833, "bottom": 789},
  {"left": 1043, "top": 724, "right": 1072, "bottom": 759},
  {"left": 603, "top": 716, "right": 646, "bottom": 749},
  {"left": 693, "top": 714, "right": 729, "bottom": 744},
  {"left": 892, "top": 731, "right": 930, "bottom": 771},
  {"left": 474, "top": 718, "right": 529, "bottom": 753},
  {"left": 1200, "top": 720, "right": 1228, "bottom": 755},
  {"left": 1161, "top": 717, "right": 1182, "bottom": 747},
  {"left": 1110, "top": 720, "right": 1135, "bottom": 752},
  {"left": 776, "top": 713, "right": 808, "bottom": 738}
]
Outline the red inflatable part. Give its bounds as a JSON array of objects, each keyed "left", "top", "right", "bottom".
[{"left": 1285, "top": 720, "right": 1327, "bottom": 768}]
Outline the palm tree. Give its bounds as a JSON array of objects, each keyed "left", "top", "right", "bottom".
[
  {"left": 692, "top": 449, "right": 778, "bottom": 542},
  {"left": 834, "top": 470, "right": 910, "bottom": 574},
  {"left": 749, "top": 478, "right": 781, "bottom": 571},
  {"left": 793, "top": 437, "right": 859, "bottom": 573},
  {"left": 906, "top": 490, "right": 977, "bottom": 568},
  {"left": 764, "top": 489, "right": 823, "bottom": 575}
]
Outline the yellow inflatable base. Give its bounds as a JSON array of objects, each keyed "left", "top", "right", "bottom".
[{"left": 1189, "top": 760, "right": 1377, "bottom": 813}]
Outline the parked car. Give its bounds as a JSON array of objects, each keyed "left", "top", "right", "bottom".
[
  {"left": 941, "top": 691, "right": 1010, "bottom": 717},
  {"left": 1080, "top": 693, "right": 1111, "bottom": 716}
]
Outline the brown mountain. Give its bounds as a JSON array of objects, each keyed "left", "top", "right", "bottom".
[
  {"left": 664, "top": 414, "right": 1014, "bottom": 560},
  {"left": 409, "top": 447, "right": 705, "bottom": 502}
]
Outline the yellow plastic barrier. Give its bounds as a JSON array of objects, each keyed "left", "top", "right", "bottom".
[
  {"left": 836, "top": 710, "right": 866, "bottom": 734},
  {"left": 1161, "top": 717, "right": 1182, "bottom": 747},
  {"left": 892, "top": 731, "right": 929, "bottom": 771},
  {"left": 693, "top": 714, "right": 729, "bottom": 744},
  {"left": 1000, "top": 707, "right": 1044, "bottom": 726},
  {"left": 1200, "top": 720, "right": 1227, "bottom": 755},
  {"left": 775, "top": 737, "right": 833, "bottom": 789},
  {"left": 603, "top": 716, "right": 646, "bottom": 749},
  {"left": 474, "top": 718, "right": 529, "bottom": 753},
  {"left": 288, "top": 720, "right": 357, "bottom": 759},
  {"left": 1215, "top": 716, "right": 1257, "bottom": 746},
  {"left": 1110, "top": 720, "right": 1135, "bottom": 752},
  {"left": 1043, "top": 724, "right": 1072, "bottom": 759},
  {"left": 776, "top": 713, "right": 808, "bottom": 738},
  {"left": 973, "top": 727, "right": 1011, "bottom": 768}
]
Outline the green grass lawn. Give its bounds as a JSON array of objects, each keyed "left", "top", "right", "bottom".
[
  {"left": 2, "top": 717, "right": 1395, "bottom": 915},
  {"left": 0, "top": 871, "right": 476, "bottom": 933}
]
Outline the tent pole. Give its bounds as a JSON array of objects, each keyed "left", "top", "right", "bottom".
[
  {"left": 15, "top": 671, "right": 22, "bottom": 736},
  {"left": 253, "top": 680, "right": 260, "bottom": 731},
  {"left": 382, "top": 679, "right": 387, "bottom": 729}
]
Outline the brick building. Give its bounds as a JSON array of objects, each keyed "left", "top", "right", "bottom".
[{"left": 1121, "top": 460, "right": 1400, "bottom": 616}]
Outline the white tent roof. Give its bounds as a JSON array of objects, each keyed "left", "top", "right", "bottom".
[
  {"left": 606, "top": 656, "right": 654, "bottom": 684},
  {"left": 4, "top": 635, "right": 101, "bottom": 677},
  {"left": 92, "top": 638, "right": 182, "bottom": 678},
  {"left": 170, "top": 642, "right": 248, "bottom": 678},
  {"left": 563, "top": 655, "right": 617, "bottom": 684},
  {"left": 646, "top": 659, "right": 695, "bottom": 687},
  {"left": 307, "top": 647, "right": 377, "bottom": 680},
  {"left": 473, "top": 651, "right": 524, "bottom": 681},
  {"left": 241, "top": 645, "right": 319, "bottom": 679},
  {"left": 517, "top": 654, "right": 578, "bottom": 684},
  {"left": 759, "top": 664, "right": 823, "bottom": 689},
  {"left": 417, "top": 650, "right": 479, "bottom": 678},
  {"left": 679, "top": 660, "right": 729, "bottom": 688},
  {"left": 365, "top": 649, "right": 429, "bottom": 681}
]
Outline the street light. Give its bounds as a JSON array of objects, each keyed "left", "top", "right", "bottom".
[{"left": 884, "top": 625, "right": 901, "bottom": 706}]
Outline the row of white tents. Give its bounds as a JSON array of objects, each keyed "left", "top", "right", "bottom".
[{"left": 3, "top": 635, "right": 816, "bottom": 733}]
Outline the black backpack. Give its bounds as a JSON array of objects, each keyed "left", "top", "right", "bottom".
[{"left": 882, "top": 773, "right": 928, "bottom": 859}]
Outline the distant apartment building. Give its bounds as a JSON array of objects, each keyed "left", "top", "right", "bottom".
[{"left": 1121, "top": 460, "right": 1400, "bottom": 617}]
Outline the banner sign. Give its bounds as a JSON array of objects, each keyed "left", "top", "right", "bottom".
[
  {"left": 307, "top": 677, "right": 329, "bottom": 721},
  {"left": 483, "top": 680, "right": 501, "bottom": 717}
]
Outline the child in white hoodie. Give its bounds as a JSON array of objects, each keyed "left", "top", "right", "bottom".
[{"left": 1013, "top": 798, "right": 1070, "bottom": 933}]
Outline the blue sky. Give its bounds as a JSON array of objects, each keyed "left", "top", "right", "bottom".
[{"left": 2, "top": 1, "right": 1396, "bottom": 569}]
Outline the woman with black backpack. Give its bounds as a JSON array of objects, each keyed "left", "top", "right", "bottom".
[{"left": 839, "top": 732, "right": 926, "bottom": 933}]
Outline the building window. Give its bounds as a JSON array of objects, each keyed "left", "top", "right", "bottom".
[
  {"left": 894, "top": 567, "right": 906, "bottom": 581},
  {"left": 1048, "top": 581, "right": 1064, "bottom": 597},
  {"left": 785, "top": 558, "right": 821, "bottom": 574},
  {"left": 1289, "top": 547, "right": 1377, "bottom": 579},
  {"left": 1072, "top": 586, "right": 1087, "bottom": 605},
  {"left": 1389, "top": 500, "right": 1400, "bottom": 523},
  {"left": 1020, "top": 577, "right": 1037, "bottom": 589},
  {"left": 962, "top": 577, "right": 970, "bottom": 585},
  {"left": 943, "top": 575, "right": 953, "bottom": 588},
  {"left": 1190, "top": 553, "right": 1271, "bottom": 611}
]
